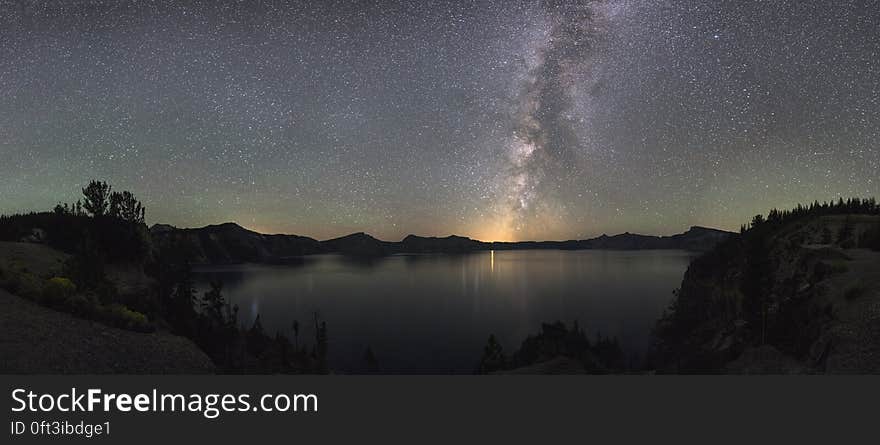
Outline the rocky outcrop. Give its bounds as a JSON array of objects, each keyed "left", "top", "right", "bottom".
[{"left": 654, "top": 214, "right": 880, "bottom": 374}]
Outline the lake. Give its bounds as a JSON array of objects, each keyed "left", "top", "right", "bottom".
[{"left": 193, "top": 249, "right": 695, "bottom": 373}]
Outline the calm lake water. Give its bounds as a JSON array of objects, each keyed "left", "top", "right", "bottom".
[{"left": 193, "top": 250, "right": 695, "bottom": 373}]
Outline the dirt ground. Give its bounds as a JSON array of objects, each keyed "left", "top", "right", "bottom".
[{"left": 0, "top": 288, "right": 214, "bottom": 374}]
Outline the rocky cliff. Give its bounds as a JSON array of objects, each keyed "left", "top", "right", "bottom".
[{"left": 654, "top": 213, "right": 880, "bottom": 374}]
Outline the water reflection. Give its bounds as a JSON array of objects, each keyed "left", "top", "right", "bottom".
[{"left": 193, "top": 250, "right": 694, "bottom": 373}]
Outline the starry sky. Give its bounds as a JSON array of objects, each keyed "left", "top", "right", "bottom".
[{"left": 1, "top": 0, "right": 878, "bottom": 241}]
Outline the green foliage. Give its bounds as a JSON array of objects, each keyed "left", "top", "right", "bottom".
[
  {"left": 0, "top": 261, "right": 43, "bottom": 300},
  {"left": 0, "top": 259, "right": 153, "bottom": 332},
  {"left": 100, "top": 303, "right": 153, "bottom": 332},
  {"left": 41, "top": 277, "right": 76, "bottom": 305}
]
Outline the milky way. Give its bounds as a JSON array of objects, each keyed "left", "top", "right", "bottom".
[
  {"left": 1, "top": 1, "right": 878, "bottom": 241},
  {"left": 493, "top": 0, "right": 619, "bottom": 240}
]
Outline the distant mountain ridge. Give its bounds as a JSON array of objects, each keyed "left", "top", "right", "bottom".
[
  {"left": 150, "top": 223, "right": 733, "bottom": 265},
  {"left": 491, "top": 226, "right": 732, "bottom": 251},
  {"left": 151, "top": 222, "right": 322, "bottom": 264}
]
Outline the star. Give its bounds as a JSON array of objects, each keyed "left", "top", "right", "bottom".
[{"left": 0, "top": 0, "right": 877, "bottom": 241}]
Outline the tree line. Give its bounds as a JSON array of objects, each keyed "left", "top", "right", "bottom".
[{"left": 53, "top": 180, "right": 145, "bottom": 224}]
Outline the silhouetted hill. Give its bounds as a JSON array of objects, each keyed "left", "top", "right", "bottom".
[
  {"left": 320, "top": 232, "right": 395, "bottom": 257},
  {"left": 666, "top": 226, "right": 735, "bottom": 251},
  {"left": 149, "top": 223, "right": 176, "bottom": 234},
  {"left": 150, "top": 224, "right": 734, "bottom": 264},
  {"left": 400, "top": 234, "right": 485, "bottom": 253},
  {"left": 587, "top": 226, "right": 731, "bottom": 250},
  {"left": 150, "top": 223, "right": 321, "bottom": 264},
  {"left": 492, "top": 226, "right": 732, "bottom": 251}
]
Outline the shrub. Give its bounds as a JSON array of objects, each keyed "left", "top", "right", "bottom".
[
  {"left": 101, "top": 304, "right": 153, "bottom": 333},
  {"left": 7, "top": 269, "right": 43, "bottom": 300},
  {"left": 41, "top": 277, "right": 77, "bottom": 305}
]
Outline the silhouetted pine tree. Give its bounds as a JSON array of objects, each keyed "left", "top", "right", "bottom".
[{"left": 81, "top": 180, "right": 112, "bottom": 217}]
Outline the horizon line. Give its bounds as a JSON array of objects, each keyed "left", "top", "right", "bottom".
[{"left": 150, "top": 221, "right": 733, "bottom": 244}]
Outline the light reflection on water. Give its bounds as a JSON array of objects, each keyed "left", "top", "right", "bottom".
[{"left": 193, "top": 249, "right": 695, "bottom": 373}]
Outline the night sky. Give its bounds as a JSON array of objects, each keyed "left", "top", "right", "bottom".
[{"left": 1, "top": 0, "right": 878, "bottom": 241}]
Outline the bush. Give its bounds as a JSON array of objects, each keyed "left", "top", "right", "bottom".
[
  {"left": 5, "top": 268, "right": 43, "bottom": 300},
  {"left": 41, "top": 277, "right": 76, "bottom": 305},
  {"left": 101, "top": 304, "right": 153, "bottom": 333},
  {"left": 1, "top": 260, "right": 154, "bottom": 333}
]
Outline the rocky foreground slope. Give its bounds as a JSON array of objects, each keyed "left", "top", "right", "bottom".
[
  {"left": 0, "top": 241, "right": 214, "bottom": 374},
  {"left": 0, "top": 289, "right": 214, "bottom": 373},
  {"left": 654, "top": 214, "right": 880, "bottom": 373}
]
